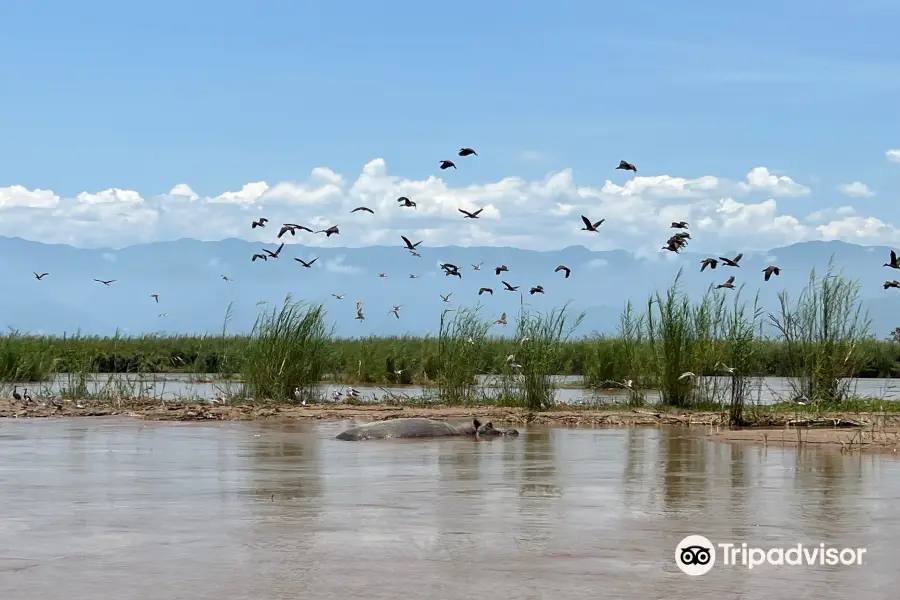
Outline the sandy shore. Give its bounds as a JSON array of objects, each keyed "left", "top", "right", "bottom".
[{"left": 3, "top": 398, "right": 899, "bottom": 453}]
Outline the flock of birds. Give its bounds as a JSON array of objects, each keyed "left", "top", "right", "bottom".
[{"left": 22, "top": 151, "right": 900, "bottom": 326}]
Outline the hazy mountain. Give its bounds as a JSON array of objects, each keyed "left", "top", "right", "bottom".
[{"left": 0, "top": 236, "right": 896, "bottom": 338}]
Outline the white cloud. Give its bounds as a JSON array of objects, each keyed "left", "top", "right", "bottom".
[
  {"left": 837, "top": 181, "right": 876, "bottom": 198},
  {"left": 324, "top": 254, "right": 362, "bottom": 275},
  {"left": 585, "top": 258, "right": 608, "bottom": 269},
  {"left": 0, "top": 160, "right": 897, "bottom": 251},
  {"left": 886, "top": 149, "right": 900, "bottom": 163}
]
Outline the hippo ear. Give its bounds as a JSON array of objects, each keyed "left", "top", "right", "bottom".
[{"left": 473, "top": 418, "right": 481, "bottom": 428}]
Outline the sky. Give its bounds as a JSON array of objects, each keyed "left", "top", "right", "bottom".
[{"left": 1, "top": 0, "right": 898, "bottom": 254}]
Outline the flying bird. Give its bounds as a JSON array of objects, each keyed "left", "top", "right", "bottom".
[
  {"left": 355, "top": 301, "right": 365, "bottom": 321},
  {"left": 278, "top": 224, "right": 313, "bottom": 238},
  {"left": 440, "top": 293, "right": 453, "bottom": 303},
  {"left": 252, "top": 218, "right": 268, "bottom": 229},
  {"left": 700, "top": 258, "right": 718, "bottom": 272},
  {"left": 397, "top": 197, "right": 417, "bottom": 209},
  {"left": 458, "top": 147, "right": 477, "bottom": 157},
  {"left": 884, "top": 280, "right": 900, "bottom": 290},
  {"left": 472, "top": 262, "right": 483, "bottom": 271},
  {"left": 332, "top": 293, "right": 345, "bottom": 299},
  {"left": 502, "top": 281, "right": 519, "bottom": 292},
  {"left": 252, "top": 253, "right": 268, "bottom": 262},
  {"left": 150, "top": 294, "right": 159, "bottom": 303},
  {"left": 884, "top": 250, "right": 900, "bottom": 269},
  {"left": 94, "top": 279, "right": 116, "bottom": 286},
  {"left": 459, "top": 208, "right": 483, "bottom": 219},
  {"left": 478, "top": 287, "right": 493, "bottom": 295},
  {"left": 379, "top": 273, "right": 387, "bottom": 278},
  {"left": 581, "top": 215, "right": 605, "bottom": 232},
  {"left": 318, "top": 225, "right": 340, "bottom": 237},
  {"left": 719, "top": 253, "right": 743, "bottom": 267},
  {"left": 762, "top": 265, "right": 781, "bottom": 281},
  {"left": 409, "top": 274, "right": 419, "bottom": 279},
  {"left": 158, "top": 312, "right": 169, "bottom": 317},
  {"left": 716, "top": 275, "right": 736, "bottom": 290},
  {"left": 616, "top": 160, "right": 637, "bottom": 173},
  {"left": 495, "top": 264, "right": 509, "bottom": 275},
  {"left": 222, "top": 275, "right": 231, "bottom": 281},
  {"left": 401, "top": 235, "right": 422, "bottom": 251},
  {"left": 671, "top": 221, "right": 689, "bottom": 229},
  {"left": 263, "top": 243, "right": 285, "bottom": 259},
  {"left": 439, "top": 160, "right": 457, "bottom": 170},
  {"left": 389, "top": 305, "right": 402, "bottom": 319},
  {"left": 529, "top": 285, "right": 545, "bottom": 295},
  {"left": 494, "top": 312, "right": 508, "bottom": 325},
  {"left": 294, "top": 257, "right": 318, "bottom": 268},
  {"left": 554, "top": 265, "right": 571, "bottom": 278},
  {"left": 33, "top": 272, "right": 49, "bottom": 280},
  {"left": 351, "top": 206, "right": 375, "bottom": 214}
]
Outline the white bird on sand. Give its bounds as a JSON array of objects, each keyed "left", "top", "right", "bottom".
[
  {"left": 714, "top": 362, "right": 735, "bottom": 374},
  {"left": 678, "top": 371, "right": 697, "bottom": 381}
]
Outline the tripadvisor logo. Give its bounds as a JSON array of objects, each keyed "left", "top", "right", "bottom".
[{"left": 675, "top": 535, "right": 867, "bottom": 575}]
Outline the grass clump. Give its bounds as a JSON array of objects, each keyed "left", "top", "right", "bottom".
[
  {"left": 768, "top": 260, "right": 872, "bottom": 406},
  {"left": 436, "top": 305, "right": 491, "bottom": 405},
  {"left": 241, "top": 295, "right": 333, "bottom": 403}
]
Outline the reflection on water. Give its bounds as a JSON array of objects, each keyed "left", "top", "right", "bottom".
[
  {"left": 0, "top": 418, "right": 897, "bottom": 598},
  {"left": 6, "top": 373, "right": 900, "bottom": 405}
]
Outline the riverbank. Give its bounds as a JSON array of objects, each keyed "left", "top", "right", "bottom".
[{"left": 3, "top": 398, "right": 900, "bottom": 453}]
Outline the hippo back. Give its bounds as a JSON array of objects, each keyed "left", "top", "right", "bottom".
[{"left": 336, "top": 418, "right": 468, "bottom": 441}]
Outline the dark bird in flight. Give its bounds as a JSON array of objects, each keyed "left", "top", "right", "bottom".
[
  {"left": 495, "top": 264, "right": 509, "bottom": 275},
  {"left": 401, "top": 235, "right": 422, "bottom": 251},
  {"left": 581, "top": 215, "right": 605, "bottom": 232},
  {"left": 720, "top": 253, "right": 743, "bottom": 267},
  {"left": 252, "top": 218, "right": 268, "bottom": 229},
  {"left": 295, "top": 257, "right": 318, "bottom": 268},
  {"left": 263, "top": 243, "right": 285, "bottom": 259},
  {"left": 318, "top": 225, "right": 340, "bottom": 237},
  {"left": 351, "top": 206, "right": 375, "bottom": 214},
  {"left": 616, "top": 160, "right": 637, "bottom": 173},
  {"left": 502, "top": 281, "right": 519, "bottom": 292},
  {"left": 278, "top": 224, "right": 313, "bottom": 238},
  {"left": 700, "top": 258, "right": 718, "bottom": 272},
  {"left": 458, "top": 147, "right": 477, "bottom": 157},
  {"left": 529, "top": 286, "right": 545, "bottom": 295},
  {"left": 554, "top": 265, "right": 571, "bottom": 278},
  {"left": 478, "top": 287, "right": 493, "bottom": 295},
  {"left": 459, "top": 208, "right": 483, "bottom": 219},
  {"left": 33, "top": 272, "right": 49, "bottom": 280},
  {"left": 762, "top": 265, "right": 781, "bottom": 281},
  {"left": 439, "top": 160, "right": 457, "bottom": 170},
  {"left": 94, "top": 279, "right": 116, "bottom": 286},
  {"left": 397, "top": 197, "right": 417, "bottom": 209},
  {"left": 884, "top": 250, "right": 900, "bottom": 269}
]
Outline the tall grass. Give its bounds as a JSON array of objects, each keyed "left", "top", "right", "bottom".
[
  {"left": 436, "top": 305, "right": 491, "bottom": 404},
  {"left": 767, "top": 261, "right": 872, "bottom": 405},
  {"left": 241, "top": 295, "right": 333, "bottom": 403},
  {"left": 503, "top": 300, "right": 585, "bottom": 411}
]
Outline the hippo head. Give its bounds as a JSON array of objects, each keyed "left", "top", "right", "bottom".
[{"left": 472, "top": 419, "right": 519, "bottom": 438}]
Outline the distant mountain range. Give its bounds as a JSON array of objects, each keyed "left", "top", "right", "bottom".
[{"left": 0, "top": 236, "right": 897, "bottom": 338}]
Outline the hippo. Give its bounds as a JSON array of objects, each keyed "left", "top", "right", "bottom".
[{"left": 335, "top": 417, "right": 519, "bottom": 441}]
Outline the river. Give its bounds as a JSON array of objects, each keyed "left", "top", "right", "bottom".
[{"left": 0, "top": 417, "right": 895, "bottom": 598}]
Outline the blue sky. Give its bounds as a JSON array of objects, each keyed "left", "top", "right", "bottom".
[{"left": 0, "top": 0, "right": 898, "bottom": 252}]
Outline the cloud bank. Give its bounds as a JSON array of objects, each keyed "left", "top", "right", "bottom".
[{"left": 0, "top": 159, "right": 896, "bottom": 252}]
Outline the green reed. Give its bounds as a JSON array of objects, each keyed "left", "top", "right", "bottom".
[{"left": 436, "top": 305, "right": 492, "bottom": 404}]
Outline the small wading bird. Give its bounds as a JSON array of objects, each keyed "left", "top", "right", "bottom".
[
  {"left": 884, "top": 280, "right": 900, "bottom": 290},
  {"left": 884, "top": 250, "right": 900, "bottom": 269},
  {"left": 671, "top": 221, "right": 689, "bottom": 229},
  {"left": 458, "top": 147, "right": 477, "bottom": 157},
  {"left": 459, "top": 207, "right": 483, "bottom": 219},
  {"left": 472, "top": 262, "right": 483, "bottom": 271},
  {"left": 440, "top": 293, "right": 453, "bottom": 303},
  {"left": 397, "top": 197, "right": 417, "bottom": 209},
  {"left": 33, "top": 272, "right": 49, "bottom": 280},
  {"left": 581, "top": 215, "right": 605, "bottom": 232},
  {"left": 351, "top": 206, "right": 374, "bottom": 214},
  {"left": 389, "top": 305, "right": 402, "bottom": 319},
  {"left": 529, "top": 285, "right": 544, "bottom": 295},
  {"left": 401, "top": 236, "right": 422, "bottom": 251},
  {"left": 478, "top": 287, "right": 493, "bottom": 295},
  {"left": 762, "top": 265, "right": 781, "bottom": 281},
  {"left": 502, "top": 281, "right": 518, "bottom": 292},
  {"left": 94, "top": 279, "right": 116, "bottom": 286},
  {"left": 318, "top": 225, "right": 340, "bottom": 237},
  {"left": 700, "top": 258, "right": 718, "bottom": 271},
  {"left": 294, "top": 257, "right": 318, "bottom": 268},
  {"left": 494, "top": 312, "right": 507, "bottom": 325},
  {"left": 720, "top": 253, "right": 743, "bottom": 267},
  {"left": 332, "top": 293, "right": 345, "bottom": 300},
  {"left": 716, "top": 275, "right": 736, "bottom": 290},
  {"left": 439, "top": 160, "right": 457, "bottom": 170},
  {"left": 555, "top": 265, "right": 571, "bottom": 278},
  {"left": 495, "top": 264, "right": 509, "bottom": 275},
  {"left": 252, "top": 218, "right": 268, "bottom": 229},
  {"left": 278, "top": 223, "right": 313, "bottom": 238},
  {"left": 150, "top": 294, "right": 159, "bottom": 303},
  {"left": 616, "top": 160, "right": 637, "bottom": 173}
]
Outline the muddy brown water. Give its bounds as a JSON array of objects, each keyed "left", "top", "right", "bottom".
[{"left": 0, "top": 418, "right": 897, "bottom": 599}]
